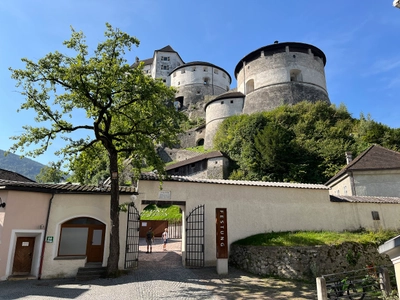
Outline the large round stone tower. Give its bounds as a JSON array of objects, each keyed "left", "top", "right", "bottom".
[
  {"left": 170, "top": 61, "right": 231, "bottom": 119},
  {"left": 235, "top": 42, "right": 330, "bottom": 114}
]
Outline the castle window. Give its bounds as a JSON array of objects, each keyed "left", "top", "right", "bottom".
[
  {"left": 161, "top": 56, "right": 170, "bottom": 61},
  {"left": 214, "top": 69, "right": 218, "bottom": 74},
  {"left": 230, "top": 100, "right": 233, "bottom": 103},
  {"left": 197, "top": 90, "right": 201, "bottom": 94},
  {"left": 178, "top": 81, "right": 180, "bottom": 85},
  {"left": 246, "top": 79, "right": 254, "bottom": 94},
  {"left": 226, "top": 86, "right": 229, "bottom": 91},
  {"left": 192, "top": 67, "right": 196, "bottom": 71},
  {"left": 161, "top": 65, "right": 169, "bottom": 70},
  {"left": 203, "top": 77, "right": 210, "bottom": 85},
  {"left": 173, "top": 73, "right": 176, "bottom": 77},
  {"left": 203, "top": 67, "right": 208, "bottom": 72},
  {"left": 371, "top": 211, "right": 380, "bottom": 221},
  {"left": 222, "top": 73, "right": 226, "bottom": 78},
  {"left": 290, "top": 69, "right": 302, "bottom": 82},
  {"left": 163, "top": 79, "right": 166, "bottom": 83},
  {"left": 221, "top": 101, "right": 224, "bottom": 104},
  {"left": 181, "top": 69, "right": 185, "bottom": 74}
]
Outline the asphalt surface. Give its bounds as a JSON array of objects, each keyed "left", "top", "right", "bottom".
[{"left": 0, "top": 239, "right": 317, "bottom": 299}]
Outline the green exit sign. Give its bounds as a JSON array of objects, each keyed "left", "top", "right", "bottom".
[{"left": 46, "top": 236, "right": 54, "bottom": 243}]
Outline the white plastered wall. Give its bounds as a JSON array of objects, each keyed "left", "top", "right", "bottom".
[
  {"left": 137, "top": 179, "right": 400, "bottom": 267},
  {"left": 40, "top": 193, "right": 133, "bottom": 279}
]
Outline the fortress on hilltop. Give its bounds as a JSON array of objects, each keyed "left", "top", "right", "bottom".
[{"left": 133, "top": 42, "right": 330, "bottom": 178}]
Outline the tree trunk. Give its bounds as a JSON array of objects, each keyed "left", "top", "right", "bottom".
[{"left": 106, "top": 148, "right": 120, "bottom": 275}]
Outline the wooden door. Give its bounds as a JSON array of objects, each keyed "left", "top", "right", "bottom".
[
  {"left": 12, "top": 237, "right": 35, "bottom": 274},
  {"left": 87, "top": 226, "right": 105, "bottom": 262}
]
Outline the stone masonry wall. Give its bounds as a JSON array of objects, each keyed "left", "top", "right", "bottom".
[
  {"left": 229, "top": 242, "right": 392, "bottom": 281},
  {"left": 243, "top": 82, "right": 329, "bottom": 115}
]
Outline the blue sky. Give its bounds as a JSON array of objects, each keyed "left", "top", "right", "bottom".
[{"left": 1, "top": 0, "right": 400, "bottom": 165}]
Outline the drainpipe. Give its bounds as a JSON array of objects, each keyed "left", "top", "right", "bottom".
[
  {"left": 38, "top": 193, "right": 54, "bottom": 279},
  {"left": 349, "top": 171, "right": 357, "bottom": 196}
]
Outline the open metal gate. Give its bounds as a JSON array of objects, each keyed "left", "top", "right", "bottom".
[
  {"left": 124, "top": 202, "right": 140, "bottom": 269},
  {"left": 185, "top": 204, "right": 205, "bottom": 267}
]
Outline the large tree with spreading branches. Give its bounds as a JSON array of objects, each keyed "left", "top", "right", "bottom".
[{"left": 9, "top": 23, "right": 186, "bottom": 275}]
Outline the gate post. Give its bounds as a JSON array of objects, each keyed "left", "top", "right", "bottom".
[
  {"left": 316, "top": 277, "right": 327, "bottom": 300},
  {"left": 379, "top": 267, "right": 392, "bottom": 297}
]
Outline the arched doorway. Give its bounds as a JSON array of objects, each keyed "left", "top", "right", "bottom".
[{"left": 58, "top": 217, "right": 106, "bottom": 263}]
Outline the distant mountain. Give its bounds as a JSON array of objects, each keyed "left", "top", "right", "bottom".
[{"left": 0, "top": 150, "right": 45, "bottom": 181}]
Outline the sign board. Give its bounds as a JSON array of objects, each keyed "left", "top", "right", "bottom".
[
  {"left": 216, "top": 208, "right": 228, "bottom": 258},
  {"left": 46, "top": 236, "right": 54, "bottom": 243},
  {"left": 158, "top": 191, "right": 171, "bottom": 200}
]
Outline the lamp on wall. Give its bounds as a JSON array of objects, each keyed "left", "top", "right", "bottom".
[{"left": 0, "top": 197, "right": 5, "bottom": 208}]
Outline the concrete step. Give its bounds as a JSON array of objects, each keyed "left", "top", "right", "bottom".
[{"left": 76, "top": 265, "right": 106, "bottom": 281}]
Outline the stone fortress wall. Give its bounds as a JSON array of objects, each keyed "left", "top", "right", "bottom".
[
  {"left": 204, "top": 92, "right": 245, "bottom": 149},
  {"left": 138, "top": 42, "right": 331, "bottom": 150},
  {"left": 235, "top": 42, "right": 330, "bottom": 115},
  {"left": 170, "top": 62, "right": 231, "bottom": 120}
]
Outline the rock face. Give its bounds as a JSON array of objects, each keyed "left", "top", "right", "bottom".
[{"left": 229, "top": 242, "right": 391, "bottom": 281}]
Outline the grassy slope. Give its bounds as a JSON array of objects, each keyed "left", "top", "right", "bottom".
[{"left": 233, "top": 230, "right": 400, "bottom": 246}]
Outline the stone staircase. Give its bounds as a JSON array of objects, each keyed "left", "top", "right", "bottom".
[{"left": 76, "top": 263, "right": 106, "bottom": 281}]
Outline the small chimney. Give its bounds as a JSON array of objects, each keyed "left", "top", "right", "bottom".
[
  {"left": 345, "top": 152, "right": 353, "bottom": 164},
  {"left": 135, "top": 56, "right": 140, "bottom": 63}
]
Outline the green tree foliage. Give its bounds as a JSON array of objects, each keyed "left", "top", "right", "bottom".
[
  {"left": 214, "top": 101, "right": 400, "bottom": 183},
  {"left": 8, "top": 24, "right": 186, "bottom": 275},
  {"left": 68, "top": 143, "right": 113, "bottom": 185},
  {"left": 36, "top": 161, "right": 68, "bottom": 183}
]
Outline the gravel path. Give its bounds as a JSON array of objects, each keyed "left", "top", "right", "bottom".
[{"left": 0, "top": 239, "right": 317, "bottom": 299}]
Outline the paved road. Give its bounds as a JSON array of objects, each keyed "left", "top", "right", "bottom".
[{"left": 0, "top": 239, "right": 316, "bottom": 299}]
